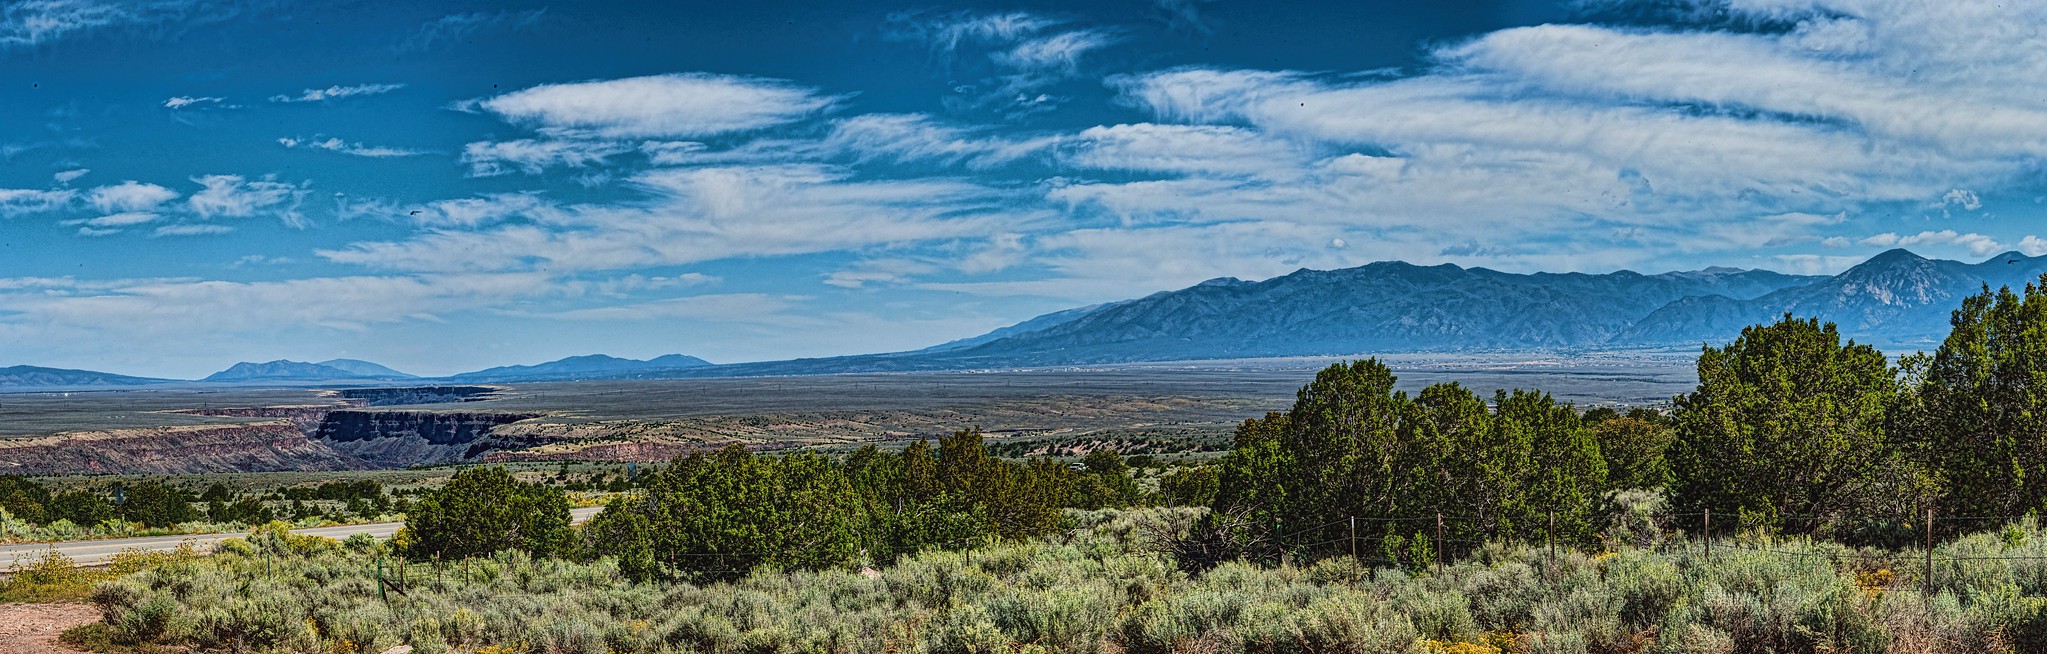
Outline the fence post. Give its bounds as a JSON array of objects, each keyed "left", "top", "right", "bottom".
[
  {"left": 1435, "top": 512, "right": 1445, "bottom": 572},
  {"left": 1348, "top": 516, "right": 1356, "bottom": 561},
  {"left": 1547, "top": 507, "right": 1557, "bottom": 579},
  {"left": 1925, "top": 507, "right": 1935, "bottom": 595},
  {"left": 377, "top": 556, "right": 388, "bottom": 604},
  {"left": 1703, "top": 509, "right": 1711, "bottom": 560}
]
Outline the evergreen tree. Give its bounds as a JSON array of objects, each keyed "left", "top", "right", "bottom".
[
  {"left": 1669, "top": 315, "right": 1898, "bottom": 532},
  {"left": 0, "top": 476, "right": 51, "bottom": 525},
  {"left": 48, "top": 490, "right": 116, "bottom": 527},
  {"left": 1592, "top": 413, "right": 1676, "bottom": 491},
  {"left": 1913, "top": 277, "right": 2047, "bottom": 519},
  {"left": 588, "top": 445, "right": 870, "bottom": 580},
  {"left": 1157, "top": 465, "right": 1219, "bottom": 507},
  {"left": 119, "top": 481, "right": 199, "bottom": 528},
  {"left": 404, "top": 467, "right": 573, "bottom": 559}
]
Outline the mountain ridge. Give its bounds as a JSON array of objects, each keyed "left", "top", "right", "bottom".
[
  {"left": 9, "top": 249, "right": 2046, "bottom": 388},
  {"left": 445, "top": 353, "right": 713, "bottom": 382}
]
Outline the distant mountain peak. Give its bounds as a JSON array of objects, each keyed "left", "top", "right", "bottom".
[
  {"left": 315, "top": 358, "right": 415, "bottom": 379},
  {"left": 1981, "top": 251, "right": 2031, "bottom": 265},
  {"left": 1865, "top": 248, "right": 1931, "bottom": 264},
  {"left": 203, "top": 360, "right": 375, "bottom": 383},
  {"left": 448, "top": 353, "right": 711, "bottom": 381}
]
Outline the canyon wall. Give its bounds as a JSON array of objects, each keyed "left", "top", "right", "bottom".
[{"left": 0, "top": 421, "right": 363, "bottom": 475}]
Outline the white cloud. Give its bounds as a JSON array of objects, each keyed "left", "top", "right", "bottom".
[
  {"left": 163, "top": 95, "right": 222, "bottom": 109},
  {"left": 546, "top": 293, "right": 800, "bottom": 322},
  {"left": 1860, "top": 230, "right": 2004, "bottom": 256},
  {"left": 884, "top": 11, "right": 1061, "bottom": 53},
  {"left": 270, "top": 83, "right": 405, "bottom": 103},
  {"left": 883, "top": 11, "right": 1115, "bottom": 114},
  {"left": 0, "top": 188, "right": 77, "bottom": 216},
  {"left": 472, "top": 73, "right": 833, "bottom": 139},
  {"left": 821, "top": 114, "right": 1055, "bottom": 168},
  {"left": 73, "top": 211, "right": 158, "bottom": 228},
  {"left": 1938, "top": 188, "right": 1982, "bottom": 211},
  {"left": 2020, "top": 236, "right": 2047, "bottom": 257},
  {"left": 0, "top": 272, "right": 558, "bottom": 337},
  {"left": 402, "top": 193, "right": 553, "bottom": 228},
  {"left": 460, "top": 138, "right": 631, "bottom": 176},
  {"left": 1037, "top": 0, "right": 2047, "bottom": 278},
  {"left": 185, "top": 174, "right": 308, "bottom": 226},
  {"left": 1065, "top": 123, "right": 1303, "bottom": 178},
  {"left": 995, "top": 28, "right": 1116, "bottom": 75},
  {"left": 87, "top": 181, "right": 177, "bottom": 213},
  {"left": 151, "top": 223, "right": 232, "bottom": 237},
  {"left": 1774, "top": 254, "right": 1867, "bottom": 275},
  {"left": 278, "top": 136, "right": 425, "bottom": 158},
  {"left": 319, "top": 164, "right": 1030, "bottom": 273},
  {"left": 396, "top": 8, "right": 545, "bottom": 52},
  {"left": 0, "top": 0, "right": 237, "bottom": 49},
  {"left": 51, "top": 168, "right": 87, "bottom": 184}
]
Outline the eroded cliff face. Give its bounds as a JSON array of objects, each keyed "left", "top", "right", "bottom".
[
  {"left": 0, "top": 421, "right": 363, "bottom": 475},
  {"left": 315, "top": 411, "right": 546, "bottom": 468},
  {"left": 1, "top": 387, "right": 549, "bottom": 474},
  {"left": 175, "top": 405, "right": 358, "bottom": 434}
]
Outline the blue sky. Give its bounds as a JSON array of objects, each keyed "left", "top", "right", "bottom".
[{"left": 3, "top": 0, "right": 2046, "bottom": 378}]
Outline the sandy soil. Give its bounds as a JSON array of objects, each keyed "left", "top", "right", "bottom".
[{"left": 0, "top": 603, "right": 96, "bottom": 654}]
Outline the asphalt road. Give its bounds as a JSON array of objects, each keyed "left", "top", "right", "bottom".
[{"left": 0, "top": 506, "right": 604, "bottom": 571}]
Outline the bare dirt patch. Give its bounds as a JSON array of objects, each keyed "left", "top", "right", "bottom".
[{"left": 0, "top": 603, "right": 96, "bottom": 654}]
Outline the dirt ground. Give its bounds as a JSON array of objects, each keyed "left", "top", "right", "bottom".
[{"left": 0, "top": 603, "right": 96, "bottom": 654}]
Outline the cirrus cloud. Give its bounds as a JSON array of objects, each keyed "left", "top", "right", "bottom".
[{"left": 471, "top": 73, "right": 835, "bottom": 139}]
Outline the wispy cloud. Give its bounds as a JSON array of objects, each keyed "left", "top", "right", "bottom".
[
  {"left": 469, "top": 73, "right": 834, "bottom": 139},
  {"left": 0, "top": 187, "right": 77, "bottom": 216},
  {"left": 186, "top": 174, "right": 308, "bottom": 226},
  {"left": 396, "top": 8, "right": 544, "bottom": 52},
  {"left": 162, "top": 95, "right": 223, "bottom": 109},
  {"left": 0, "top": 0, "right": 247, "bottom": 49},
  {"left": 277, "top": 136, "right": 426, "bottom": 158},
  {"left": 319, "top": 164, "right": 1029, "bottom": 273},
  {"left": 270, "top": 82, "right": 405, "bottom": 103},
  {"left": 151, "top": 223, "right": 233, "bottom": 237},
  {"left": 87, "top": 181, "right": 178, "bottom": 213},
  {"left": 882, "top": 11, "right": 1118, "bottom": 115},
  {"left": 1854, "top": 230, "right": 2005, "bottom": 257},
  {"left": 51, "top": 168, "right": 87, "bottom": 184},
  {"left": 820, "top": 114, "right": 1055, "bottom": 168},
  {"left": 460, "top": 138, "right": 631, "bottom": 176}
]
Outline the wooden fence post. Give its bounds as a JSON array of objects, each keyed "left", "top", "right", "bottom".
[
  {"left": 1925, "top": 508, "right": 1935, "bottom": 595},
  {"left": 1703, "top": 509, "right": 1711, "bottom": 560},
  {"left": 1435, "top": 512, "right": 1445, "bottom": 572}
]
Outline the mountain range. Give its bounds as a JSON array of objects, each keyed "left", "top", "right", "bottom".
[
  {"left": 913, "top": 248, "right": 2047, "bottom": 366},
  {"left": 445, "top": 354, "right": 712, "bottom": 382},
  {"left": 7, "top": 249, "right": 2044, "bottom": 388}
]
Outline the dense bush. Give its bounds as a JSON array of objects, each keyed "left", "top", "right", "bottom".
[
  {"left": 1669, "top": 315, "right": 1905, "bottom": 534},
  {"left": 1911, "top": 278, "right": 2047, "bottom": 523},
  {"left": 587, "top": 446, "right": 870, "bottom": 580},
  {"left": 117, "top": 481, "right": 201, "bottom": 528},
  {"left": 0, "top": 475, "right": 51, "bottom": 524},
  {"left": 403, "top": 467, "right": 574, "bottom": 560},
  {"left": 590, "top": 429, "right": 1076, "bottom": 580},
  {"left": 1205, "top": 362, "right": 1609, "bottom": 563}
]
